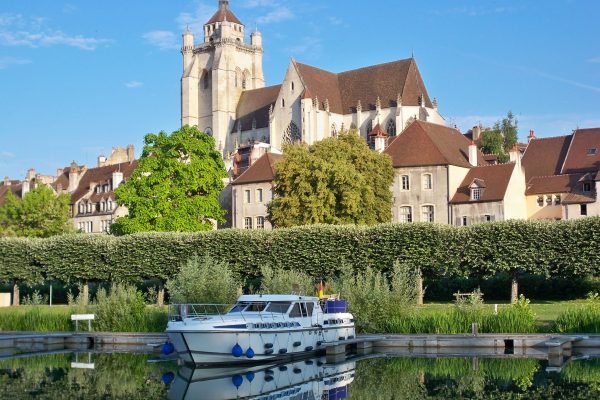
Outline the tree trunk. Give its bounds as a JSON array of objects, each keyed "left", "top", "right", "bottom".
[
  {"left": 157, "top": 284, "right": 165, "bottom": 307},
  {"left": 416, "top": 273, "right": 424, "bottom": 305},
  {"left": 82, "top": 282, "right": 89, "bottom": 306},
  {"left": 510, "top": 272, "right": 518, "bottom": 304},
  {"left": 12, "top": 282, "right": 19, "bottom": 306}
]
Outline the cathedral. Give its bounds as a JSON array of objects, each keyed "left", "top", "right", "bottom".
[{"left": 180, "top": 0, "right": 445, "bottom": 173}]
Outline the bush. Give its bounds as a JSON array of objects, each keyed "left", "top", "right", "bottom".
[
  {"left": 94, "top": 284, "right": 147, "bottom": 332},
  {"left": 259, "top": 266, "right": 315, "bottom": 295},
  {"left": 553, "top": 293, "right": 600, "bottom": 333},
  {"left": 166, "top": 255, "right": 239, "bottom": 304}
]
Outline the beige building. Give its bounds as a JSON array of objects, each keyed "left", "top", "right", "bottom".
[
  {"left": 230, "top": 152, "right": 281, "bottom": 229},
  {"left": 522, "top": 128, "right": 600, "bottom": 220},
  {"left": 180, "top": 0, "right": 445, "bottom": 173},
  {"left": 0, "top": 145, "right": 137, "bottom": 234}
]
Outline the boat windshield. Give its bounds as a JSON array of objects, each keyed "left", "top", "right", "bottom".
[
  {"left": 245, "top": 302, "right": 267, "bottom": 312},
  {"left": 265, "top": 302, "right": 292, "bottom": 314},
  {"left": 229, "top": 303, "right": 248, "bottom": 313}
]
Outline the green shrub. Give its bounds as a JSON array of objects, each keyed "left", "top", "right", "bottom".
[
  {"left": 553, "top": 293, "right": 600, "bottom": 333},
  {"left": 259, "top": 266, "right": 315, "bottom": 295},
  {"left": 165, "top": 255, "right": 239, "bottom": 304},
  {"left": 94, "top": 284, "right": 147, "bottom": 332}
]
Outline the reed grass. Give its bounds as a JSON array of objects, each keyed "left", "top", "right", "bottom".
[{"left": 553, "top": 302, "right": 600, "bottom": 333}]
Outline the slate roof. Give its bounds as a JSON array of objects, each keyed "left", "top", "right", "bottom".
[
  {"left": 383, "top": 120, "right": 487, "bottom": 168},
  {"left": 561, "top": 128, "right": 600, "bottom": 174},
  {"left": 451, "top": 163, "right": 516, "bottom": 204},
  {"left": 232, "top": 85, "right": 281, "bottom": 133},
  {"left": 521, "top": 135, "right": 572, "bottom": 182},
  {"left": 231, "top": 152, "right": 282, "bottom": 185},
  {"left": 294, "top": 58, "right": 432, "bottom": 115}
]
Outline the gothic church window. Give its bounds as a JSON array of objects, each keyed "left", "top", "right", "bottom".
[
  {"left": 387, "top": 119, "right": 397, "bottom": 136},
  {"left": 331, "top": 123, "right": 337, "bottom": 137},
  {"left": 282, "top": 122, "right": 301, "bottom": 145}
]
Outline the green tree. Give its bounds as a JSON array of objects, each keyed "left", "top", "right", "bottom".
[
  {"left": 478, "top": 129, "right": 504, "bottom": 156},
  {"left": 0, "top": 185, "right": 72, "bottom": 238},
  {"left": 499, "top": 111, "right": 519, "bottom": 152},
  {"left": 268, "top": 131, "right": 394, "bottom": 227},
  {"left": 111, "top": 126, "right": 227, "bottom": 234}
]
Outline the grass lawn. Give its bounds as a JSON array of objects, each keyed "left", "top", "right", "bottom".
[{"left": 416, "top": 300, "right": 590, "bottom": 332}]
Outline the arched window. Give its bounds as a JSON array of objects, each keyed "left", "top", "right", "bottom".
[
  {"left": 242, "top": 70, "right": 250, "bottom": 90},
  {"left": 387, "top": 119, "right": 397, "bottom": 136},
  {"left": 291, "top": 82, "right": 295, "bottom": 91},
  {"left": 235, "top": 68, "right": 241, "bottom": 88},
  {"left": 282, "top": 122, "right": 301, "bottom": 145},
  {"left": 331, "top": 123, "right": 337, "bottom": 137}
]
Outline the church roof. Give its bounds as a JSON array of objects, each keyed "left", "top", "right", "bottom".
[
  {"left": 232, "top": 85, "right": 281, "bottom": 132},
  {"left": 383, "top": 120, "right": 486, "bottom": 168},
  {"left": 206, "top": 1, "right": 242, "bottom": 25},
  {"left": 295, "top": 58, "right": 433, "bottom": 115},
  {"left": 451, "top": 163, "right": 516, "bottom": 204},
  {"left": 231, "top": 152, "right": 282, "bottom": 185}
]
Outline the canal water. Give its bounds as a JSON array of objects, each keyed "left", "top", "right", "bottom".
[{"left": 1, "top": 352, "right": 599, "bottom": 399}]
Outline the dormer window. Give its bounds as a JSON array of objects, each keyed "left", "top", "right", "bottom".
[
  {"left": 583, "top": 182, "right": 592, "bottom": 193},
  {"left": 471, "top": 188, "right": 481, "bottom": 201},
  {"left": 588, "top": 148, "right": 597, "bottom": 155}
]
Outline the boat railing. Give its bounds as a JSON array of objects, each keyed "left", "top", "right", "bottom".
[{"left": 168, "top": 302, "right": 298, "bottom": 323}]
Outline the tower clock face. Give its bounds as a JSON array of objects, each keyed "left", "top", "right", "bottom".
[{"left": 283, "top": 122, "right": 301, "bottom": 145}]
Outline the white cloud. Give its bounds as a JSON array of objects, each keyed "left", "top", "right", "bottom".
[
  {"left": 176, "top": 3, "right": 214, "bottom": 34},
  {"left": 142, "top": 30, "right": 179, "bottom": 50},
  {"left": 0, "top": 151, "right": 15, "bottom": 158},
  {"left": 286, "top": 36, "right": 321, "bottom": 55},
  {"left": 328, "top": 16, "right": 343, "bottom": 26},
  {"left": 0, "top": 56, "right": 31, "bottom": 69},
  {"left": 257, "top": 6, "right": 294, "bottom": 24},
  {"left": 0, "top": 13, "right": 110, "bottom": 50},
  {"left": 243, "top": 0, "right": 277, "bottom": 8},
  {"left": 588, "top": 57, "right": 600, "bottom": 64},
  {"left": 432, "top": 6, "right": 517, "bottom": 17},
  {"left": 125, "top": 80, "right": 143, "bottom": 89}
]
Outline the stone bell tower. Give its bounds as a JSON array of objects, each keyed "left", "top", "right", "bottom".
[{"left": 181, "top": 0, "right": 265, "bottom": 158}]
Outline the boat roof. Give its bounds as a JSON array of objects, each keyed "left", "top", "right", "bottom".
[{"left": 237, "top": 294, "right": 319, "bottom": 302}]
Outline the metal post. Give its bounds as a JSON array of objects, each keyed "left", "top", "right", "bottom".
[{"left": 49, "top": 284, "right": 53, "bottom": 307}]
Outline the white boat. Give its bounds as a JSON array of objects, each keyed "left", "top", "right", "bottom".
[
  {"left": 167, "top": 356, "right": 356, "bottom": 400},
  {"left": 165, "top": 294, "right": 355, "bottom": 365}
]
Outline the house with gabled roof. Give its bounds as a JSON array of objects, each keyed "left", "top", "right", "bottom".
[{"left": 522, "top": 128, "right": 600, "bottom": 220}]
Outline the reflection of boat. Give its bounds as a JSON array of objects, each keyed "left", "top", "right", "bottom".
[
  {"left": 166, "top": 295, "right": 355, "bottom": 365},
  {"left": 167, "top": 357, "right": 356, "bottom": 400}
]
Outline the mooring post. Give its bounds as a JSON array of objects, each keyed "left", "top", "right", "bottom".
[{"left": 471, "top": 322, "right": 478, "bottom": 335}]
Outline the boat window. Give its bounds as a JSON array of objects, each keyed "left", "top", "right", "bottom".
[
  {"left": 306, "top": 302, "right": 314, "bottom": 316},
  {"left": 228, "top": 303, "right": 248, "bottom": 313},
  {"left": 265, "top": 302, "right": 291, "bottom": 314},
  {"left": 289, "top": 303, "right": 302, "bottom": 318},
  {"left": 300, "top": 302, "right": 308, "bottom": 317},
  {"left": 245, "top": 302, "right": 267, "bottom": 312}
]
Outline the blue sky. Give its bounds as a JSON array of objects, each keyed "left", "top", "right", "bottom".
[{"left": 1, "top": 0, "right": 599, "bottom": 179}]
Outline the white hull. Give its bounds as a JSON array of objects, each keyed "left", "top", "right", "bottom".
[{"left": 167, "top": 324, "right": 355, "bottom": 365}]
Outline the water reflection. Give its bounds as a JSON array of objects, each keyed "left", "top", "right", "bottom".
[
  {"left": 1, "top": 350, "right": 600, "bottom": 399},
  {"left": 168, "top": 357, "right": 355, "bottom": 400}
]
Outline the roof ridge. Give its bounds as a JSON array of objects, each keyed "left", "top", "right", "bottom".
[
  {"left": 470, "top": 162, "right": 516, "bottom": 169},
  {"left": 530, "top": 134, "right": 571, "bottom": 141},
  {"left": 530, "top": 172, "right": 585, "bottom": 179},
  {"left": 296, "top": 58, "right": 413, "bottom": 77}
]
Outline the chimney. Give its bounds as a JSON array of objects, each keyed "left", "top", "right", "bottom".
[
  {"left": 126, "top": 144, "right": 135, "bottom": 162},
  {"left": 26, "top": 168, "right": 36, "bottom": 181},
  {"left": 97, "top": 155, "right": 107, "bottom": 167},
  {"left": 56, "top": 168, "right": 64, "bottom": 177},
  {"left": 509, "top": 144, "right": 521, "bottom": 165},
  {"left": 472, "top": 126, "right": 482, "bottom": 142},
  {"left": 468, "top": 141, "right": 478, "bottom": 167},
  {"left": 68, "top": 162, "right": 80, "bottom": 192},
  {"left": 112, "top": 171, "right": 124, "bottom": 190},
  {"left": 3, "top": 176, "right": 9, "bottom": 186},
  {"left": 21, "top": 180, "right": 30, "bottom": 198},
  {"left": 527, "top": 130, "right": 536, "bottom": 143}
]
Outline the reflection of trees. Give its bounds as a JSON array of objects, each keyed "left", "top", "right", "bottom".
[{"left": 0, "top": 353, "right": 173, "bottom": 399}]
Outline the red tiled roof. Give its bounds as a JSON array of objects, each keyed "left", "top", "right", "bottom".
[
  {"left": 525, "top": 174, "right": 584, "bottom": 195},
  {"left": 369, "top": 124, "right": 388, "bottom": 137},
  {"left": 561, "top": 193, "right": 596, "bottom": 204},
  {"left": 231, "top": 152, "right": 282, "bottom": 185},
  {"left": 71, "top": 161, "right": 138, "bottom": 204},
  {"left": 521, "top": 135, "right": 572, "bottom": 181},
  {"left": 561, "top": 128, "right": 600, "bottom": 174},
  {"left": 451, "top": 163, "right": 516, "bottom": 204},
  {"left": 295, "top": 58, "right": 432, "bottom": 115},
  {"left": 232, "top": 85, "right": 281, "bottom": 132},
  {"left": 206, "top": 2, "right": 242, "bottom": 25},
  {"left": 383, "top": 120, "right": 487, "bottom": 168}
]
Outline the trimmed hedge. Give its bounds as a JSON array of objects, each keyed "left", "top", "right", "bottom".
[{"left": 1, "top": 218, "right": 599, "bottom": 285}]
